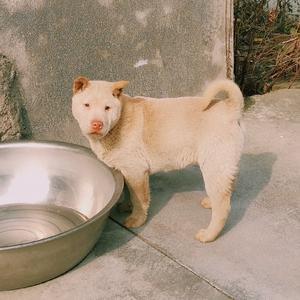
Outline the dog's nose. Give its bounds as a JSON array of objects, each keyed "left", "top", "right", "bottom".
[{"left": 91, "top": 120, "right": 103, "bottom": 132}]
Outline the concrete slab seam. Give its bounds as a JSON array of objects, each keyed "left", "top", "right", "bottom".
[{"left": 109, "top": 216, "right": 233, "bottom": 299}]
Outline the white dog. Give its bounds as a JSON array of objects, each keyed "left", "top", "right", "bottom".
[{"left": 72, "top": 77, "right": 244, "bottom": 242}]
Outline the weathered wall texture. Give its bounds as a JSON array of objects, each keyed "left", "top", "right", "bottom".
[
  {"left": 0, "top": 55, "right": 31, "bottom": 141},
  {"left": 0, "top": 0, "right": 232, "bottom": 145}
]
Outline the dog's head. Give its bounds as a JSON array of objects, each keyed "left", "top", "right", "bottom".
[{"left": 72, "top": 77, "right": 128, "bottom": 139}]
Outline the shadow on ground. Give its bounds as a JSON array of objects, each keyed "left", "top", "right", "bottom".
[
  {"left": 83, "top": 152, "right": 276, "bottom": 262},
  {"left": 223, "top": 152, "right": 276, "bottom": 234}
]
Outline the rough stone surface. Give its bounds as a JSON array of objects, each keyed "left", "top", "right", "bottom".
[
  {"left": 0, "top": 54, "right": 31, "bottom": 141},
  {"left": 0, "top": 0, "right": 231, "bottom": 144},
  {"left": 0, "top": 220, "right": 229, "bottom": 300},
  {"left": 246, "top": 88, "right": 300, "bottom": 123}
]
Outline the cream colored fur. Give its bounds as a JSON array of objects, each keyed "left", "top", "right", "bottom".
[{"left": 72, "top": 77, "right": 244, "bottom": 242}]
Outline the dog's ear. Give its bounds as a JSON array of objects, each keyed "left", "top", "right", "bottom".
[
  {"left": 112, "top": 80, "right": 129, "bottom": 97},
  {"left": 73, "top": 77, "right": 89, "bottom": 94}
]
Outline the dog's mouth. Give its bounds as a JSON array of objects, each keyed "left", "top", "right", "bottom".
[
  {"left": 88, "top": 130, "right": 106, "bottom": 139},
  {"left": 89, "top": 131, "right": 102, "bottom": 137}
]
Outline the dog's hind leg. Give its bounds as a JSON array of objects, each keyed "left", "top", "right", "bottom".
[
  {"left": 196, "top": 190, "right": 232, "bottom": 243},
  {"left": 196, "top": 145, "right": 239, "bottom": 242},
  {"left": 123, "top": 171, "right": 150, "bottom": 228}
]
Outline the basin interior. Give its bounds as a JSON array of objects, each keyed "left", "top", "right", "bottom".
[
  {"left": 0, "top": 204, "right": 88, "bottom": 247},
  {"left": 0, "top": 143, "right": 116, "bottom": 247}
]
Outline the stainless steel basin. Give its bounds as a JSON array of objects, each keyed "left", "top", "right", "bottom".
[{"left": 0, "top": 141, "right": 123, "bottom": 290}]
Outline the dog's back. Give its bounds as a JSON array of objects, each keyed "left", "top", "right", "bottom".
[{"left": 131, "top": 80, "right": 244, "bottom": 172}]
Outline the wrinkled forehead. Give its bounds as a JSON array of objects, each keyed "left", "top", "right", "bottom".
[
  {"left": 75, "top": 80, "right": 113, "bottom": 100},
  {"left": 88, "top": 81, "right": 114, "bottom": 95}
]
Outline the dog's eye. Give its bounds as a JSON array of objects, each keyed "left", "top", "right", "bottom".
[
  {"left": 84, "top": 103, "right": 90, "bottom": 108},
  {"left": 105, "top": 106, "right": 111, "bottom": 111}
]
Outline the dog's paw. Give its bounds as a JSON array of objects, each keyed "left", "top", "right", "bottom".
[
  {"left": 201, "top": 197, "right": 212, "bottom": 209},
  {"left": 195, "top": 229, "right": 216, "bottom": 243},
  {"left": 124, "top": 215, "right": 146, "bottom": 228}
]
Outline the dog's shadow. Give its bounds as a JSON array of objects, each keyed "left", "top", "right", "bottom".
[
  {"left": 92, "top": 152, "right": 276, "bottom": 258},
  {"left": 224, "top": 152, "right": 276, "bottom": 234}
]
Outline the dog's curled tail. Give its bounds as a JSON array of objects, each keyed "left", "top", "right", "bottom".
[{"left": 203, "top": 79, "right": 244, "bottom": 111}]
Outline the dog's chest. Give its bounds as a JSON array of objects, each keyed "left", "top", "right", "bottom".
[
  {"left": 89, "top": 140, "right": 118, "bottom": 168},
  {"left": 89, "top": 139, "right": 148, "bottom": 172}
]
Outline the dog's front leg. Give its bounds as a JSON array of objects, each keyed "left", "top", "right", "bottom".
[{"left": 123, "top": 171, "right": 150, "bottom": 228}]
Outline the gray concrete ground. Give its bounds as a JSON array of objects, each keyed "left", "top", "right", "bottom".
[
  {"left": 0, "top": 220, "right": 229, "bottom": 300},
  {"left": 1, "top": 90, "right": 299, "bottom": 299}
]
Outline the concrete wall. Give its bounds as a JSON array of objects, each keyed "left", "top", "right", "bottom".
[{"left": 0, "top": 0, "right": 232, "bottom": 145}]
